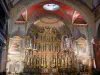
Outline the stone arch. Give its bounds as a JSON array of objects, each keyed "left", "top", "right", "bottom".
[
  {"left": 9, "top": 0, "right": 95, "bottom": 38},
  {"left": 10, "top": 0, "right": 95, "bottom": 25}
]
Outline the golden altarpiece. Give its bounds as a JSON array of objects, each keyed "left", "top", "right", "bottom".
[{"left": 24, "top": 27, "right": 77, "bottom": 74}]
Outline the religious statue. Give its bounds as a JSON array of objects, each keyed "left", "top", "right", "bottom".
[{"left": 62, "top": 35, "right": 73, "bottom": 50}]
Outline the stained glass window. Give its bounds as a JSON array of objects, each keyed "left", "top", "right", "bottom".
[{"left": 43, "top": 4, "right": 60, "bottom": 11}]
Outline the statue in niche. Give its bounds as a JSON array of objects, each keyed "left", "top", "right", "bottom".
[
  {"left": 40, "top": 28, "right": 44, "bottom": 33},
  {"left": 44, "top": 27, "right": 50, "bottom": 34},
  {"left": 50, "top": 27, "right": 53, "bottom": 34},
  {"left": 62, "top": 35, "right": 73, "bottom": 50},
  {"left": 25, "top": 36, "right": 30, "bottom": 48},
  {"left": 52, "top": 28, "right": 57, "bottom": 34}
]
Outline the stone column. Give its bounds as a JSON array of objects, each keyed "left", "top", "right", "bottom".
[
  {"left": 0, "top": 20, "right": 8, "bottom": 75},
  {"left": 85, "top": 25, "right": 94, "bottom": 72},
  {"left": 0, "top": 45, "right": 7, "bottom": 72}
]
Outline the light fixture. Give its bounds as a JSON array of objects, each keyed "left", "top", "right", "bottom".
[{"left": 43, "top": 4, "right": 60, "bottom": 11}]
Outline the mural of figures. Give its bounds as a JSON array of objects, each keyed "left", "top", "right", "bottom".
[
  {"left": 7, "top": 61, "right": 24, "bottom": 73},
  {"left": 8, "top": 36, "right": 22, "bottom": 54},
  {"left": 65, "top": 36, "right": 71, "bottom": 49},
  {"left": 76, "top": 37, "right": 88, "bottom": 55}
]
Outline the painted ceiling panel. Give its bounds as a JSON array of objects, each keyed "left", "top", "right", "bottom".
[
  {"left": 10, "top": 0, "right": 92, "bottom": 39},
  {"left": 29, "top": 10, "right": 47, "bottom": 20},
  {"left": 28, "top": 5, "right": 42, "bottom": 18},
  {"left": 72, "top": 11, "right": 80, "bottom": 23},
  {"left": 33, "top": 9, "right": 71, "bottom": 23},
  {"left": 15, "top": 0, "right": 86, "bottom": 26},
  {"left": 61, "top": 5, "right": 75, "bottom": 18}
]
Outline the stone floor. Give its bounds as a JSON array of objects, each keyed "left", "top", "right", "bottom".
[
  {"left": 6, "top": 73, "right": 70, "bottom": 75},
  {"left": 6, "top": 72, "right": 93, "bottom": 75}
]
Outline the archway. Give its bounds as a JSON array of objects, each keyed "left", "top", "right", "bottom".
[
  {"left": 7, "top": 0, "right": 95, "bottom": 75},
  {"left": 10, "top": 0, "right": 94, "bottom": 23},
  {"left": 9, "top": 0, "right": 95, "bottom": 39}
]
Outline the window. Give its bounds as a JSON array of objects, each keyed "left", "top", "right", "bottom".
[{"left": 43, "top": 4, "right": 60, "bottom": 11}]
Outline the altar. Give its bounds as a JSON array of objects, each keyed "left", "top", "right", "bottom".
[
  {"left": 24, "top": 27, "right": 77, "bottom": 74},
  {"left": 6, "top": 18, "right": 92, "bottom": 75}
]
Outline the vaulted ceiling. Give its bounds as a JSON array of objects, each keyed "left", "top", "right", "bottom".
[
  {"left": 8, "top": 0, "right": 98, "bottom": 38},
  {"left": 9, "top": 0, "right": 100, "bottom": 9},
  {"left": 15, "top": 0, "right": 86, "bottom": 26}
]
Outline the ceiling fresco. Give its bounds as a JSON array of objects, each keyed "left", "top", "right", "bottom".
[
  {"left": 15, "top": 0, "right": 85, "bottom": 26},
  {"left": 9, "top": 0, "right": 100, "bottom": 9},
  {"left": 8, "top": 0, "right": 95, "bottom": 40}
]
